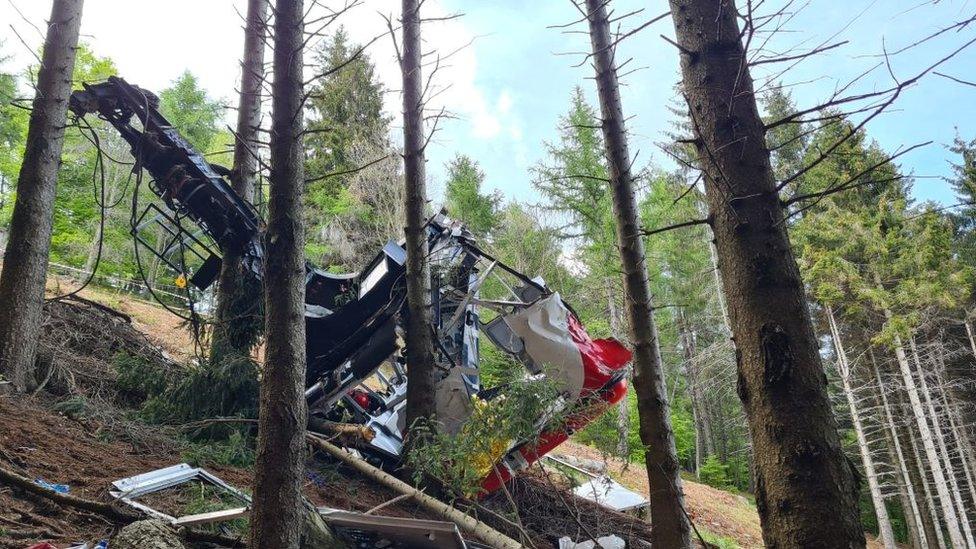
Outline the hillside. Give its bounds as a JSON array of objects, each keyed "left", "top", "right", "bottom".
[{"left": 0, "top": 276, "right": 885, "bottom": 548}]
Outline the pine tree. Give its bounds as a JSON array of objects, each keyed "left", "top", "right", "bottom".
[
  {"left": 400, "top": 0, "right": 438, "bottom": 433},
  {"left": 0, "top": 0, "right": 85, "bottom": 392},
  {"left": 304, "top": 28, "right": 389, "bottom": 263},
  {"left": 585, "top": 2, "right": 690, "bottom": 544},
  {"left": 248, "top": 0, "right": 309, "bottom": 545},
  {"left": 211, "top": 0, "right": 269, "bottom": 368},
  {"left": 444, "top": 154, "right": 500, "bottom": 236},
  {"left": 667, "top": 1, "right": 865, "bottom": 545},
  {"left": 159, "top": 71, "right": 222, "bottom": 153},
  {"left": 948, "top": 133, "right": 976, "bottom": 272}
]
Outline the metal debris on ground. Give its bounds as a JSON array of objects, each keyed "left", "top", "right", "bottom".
[
  {"left": 544, "top": 455, "right": 649, "bottom": 517},
  {"left": 318, "top": 508, "right": 475, "bottom": 549},
  {"left": 110, "top": 463, "right": 250, "bottom": 524},
  {"left": 557, "top": 534, "right": 626, "bottom": 549}
]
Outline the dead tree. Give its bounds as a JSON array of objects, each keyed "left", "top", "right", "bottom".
[
  {"left": 249, "top": 0, "right": 309, "bottom": 547},
  {"left": 0, "top": 0, "right": 84, "bottom": 393},
  {"left": 666, "top": 1, "right": 864, "bottom": 546},
  {"left": 825, "top": 307, "right": 896, "bottom": 548},
  {"left": 211, "top": 0, "right": 269, "bottom": 364},
  {"left": 400, "top": 0, "right": 438, "bottom": 431},
  {"left": 584, "top": 1, "right": 691, "bottom": 546}
]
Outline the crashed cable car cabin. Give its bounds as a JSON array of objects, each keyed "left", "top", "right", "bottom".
[{"left": 68, "top": 76, "right": 631, "bottom": 494}]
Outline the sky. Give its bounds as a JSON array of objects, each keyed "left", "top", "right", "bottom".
[{"left": 1, "top": 0, "right": 974, "bottom": 208}]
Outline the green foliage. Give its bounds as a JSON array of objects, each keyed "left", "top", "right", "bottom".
[
  {"left": 179, "top": 482, "right": 249, "bottom": 535},
  {"left": 0, "top": 45, "right": 27, "bottom": 194},
  {"left": 142, "top": 354, "right": 260, "bottom": 431},
  {"left": 405, "top": 376, "right": 564, "bottom": 497},
  {"left": 699, "top": 529, "right": 741, "bottom": 549},
  {"left": 532, "top": 87, "right": 616, "bottom": 278},
  {"left": 181, "top": 430, "right": 256, "bottom": 468},
  {"left": 762, "top": 85, "right": 809, "bottom": 188},
  {"left": 948, "top": 133, "right": 976, "bottom": 273},
  {"left": 444, "top": 154, "right": 501, "bottom": 235},
  {"left": 113, "top": 352, "right": 169, "bottom": 405},
  {"left": 698, "top": 455, "right": 734, "bottom": 490},
  {"left": 158, "top": 71, "right": 222, "bottom": 152},
  {"left": 304, "top": 28, "right": 391, "bottom": 264},
  {"left": 51, "top": 395, "right": 95, "bottom": 419},
  {"left": 793, "top": 117, "right": 970, "bottom": 345}
]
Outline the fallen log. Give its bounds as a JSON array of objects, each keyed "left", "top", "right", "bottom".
[{"left": 307, "top": 435, "right": 524, "bottom": 549}]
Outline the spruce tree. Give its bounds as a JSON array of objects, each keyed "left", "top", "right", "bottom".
[{"left": 444, "top": 154, "right": 500, "bottom": 236}]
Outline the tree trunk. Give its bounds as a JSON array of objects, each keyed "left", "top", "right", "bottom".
[
  {"left": 211, "top": 0, "right": 269, "bottom": 364},
  {"left": 826, "top": 308, "right": 896, "bottom": 549},
  {"left": 911, "top": 338, "right": 975, "bottom": 548},
  {"left": 400, "top": 0, "right": 437, "bottom": 432},
  {"left": 248, "top": 0, "right": 309, "bottom": 547},
  {"left": 607, "top": 277, "right": 630, "bottom": 458},
  {"left": 887, "top": 320, "right": 966, "bottom": 549},
  {"left": 0, "top": 0, "right": 84, "bottom": 392},
  {"left": 707, "top": 238, "right": 732, "bottom": 335},
  {"left": 966, "top": 320, "right": 976, "bottom": 360},
  {"left": 679, "top": 309, "right": 712, "bottom": 475},
  {"left": 870, "top": 348, "right": 927, "bottom": 549},
  {"left": 940, "top": 378, "right": 976, "bottom": 541},
  {"left": 902, "top": 386, "right": 947, "bottom": 549},
  {"left": 585, "top": 2, "right": 690, "bottom": 546},
  {"left": 667, "top": 2, "right": 864, "bottom": 546}
]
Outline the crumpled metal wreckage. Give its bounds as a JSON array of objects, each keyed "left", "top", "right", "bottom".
[{"left": 69, "top": 77, "right": 631, "bottom": 494}]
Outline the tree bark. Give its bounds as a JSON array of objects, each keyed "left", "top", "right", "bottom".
[
  {"left": 400, "top": 0, "right": 437, "bottom": 432},
  {"left": 585, "top": 2, "right": 691, "bottom": 546},
  {"left": 0, "top": 0, "right": 84, "bottom": 392},
  {"left": 869, "top": 348, "right": 927, "bottom": 549},
  {"left": 667, "top": 1, "right": 864, "bottom": 546},
  {"left": 211, "top": 0, "right": 269, "bottom": 364},
  {"left": 826, "top": 307, "right": 896, "bottom": 549},
  {"left": 249, "top": 1, "right": 309, "bottom": 547}
]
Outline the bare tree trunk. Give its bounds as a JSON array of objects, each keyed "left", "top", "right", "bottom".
[
  {"left": 666, "top": 2, "right": 863, "bottom": 546},
  {"left": 911, "top": 338, "right": 975, "bottom": 548},
  {"left": 903, "top": 387, "right": 948, "bottom": 549},
  {"left": 400, "top": 0, "right": 437, "bottom": 431},
  {"left": 707, "top": 238, "right": 732, "bottom": 335},
  {"left": 249, "top": 0, "right": 308, "bottom": 547},
  {"left": 870, "top": 348, "right": 927, "bottom": 549},
  {"left": 966, "top": 320, "right": 976, "bottom": 360},
  {"left": 606, "top": 277, "right": 630, "bottom": 458},
  {"left": 0, "top": 0, "right": 84, "bottom": 392},
  {"left": 585, "top": 2, "right": 690, "bottom": 546},
  {"left": 940, "top": 378, "right": 976, "bottom": 541},
  {"left": 679, "top": 309, "right": 712, "bottom": 475},
  {"left": 826, "top": 308, "right": 896, "bottom": 549},
  {"left": 212, "top": 0, "right": 269, "bottom": 363},
  {"left": 889, "top": 322, "right": 967, "bottom": 549}
]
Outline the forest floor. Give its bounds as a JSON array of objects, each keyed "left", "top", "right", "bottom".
[{"left": 0, "top": 275, "right": 888, "bottom": 548}]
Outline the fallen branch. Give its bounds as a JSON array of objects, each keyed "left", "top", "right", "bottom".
[
  {"left": 0, "top": 463, "right": 137, "bottom": 522},
  {"left": 0, "top": 464, "right": 245, "bottom": 548},
  {"left": 307, "top": 435, "right": 523, "bottom": 549}
]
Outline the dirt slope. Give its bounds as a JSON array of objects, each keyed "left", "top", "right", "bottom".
[{"left": 6, "top": 280, "right": 886, "bottom": 548}]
